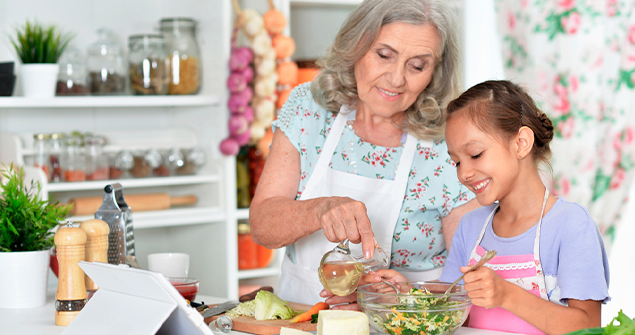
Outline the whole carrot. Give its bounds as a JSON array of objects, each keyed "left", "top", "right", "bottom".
[{"left": 289, "top": 302, "right": 330, "bottom": 323}]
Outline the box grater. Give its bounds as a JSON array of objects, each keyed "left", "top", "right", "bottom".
[
  {"left": 95, "top": 184, "right": 134, "bottom": 264},
  {"left": 112, "top": 183, "right": 135, "bottom": 258}
]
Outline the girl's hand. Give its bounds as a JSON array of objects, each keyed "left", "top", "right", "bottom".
[
  {"left": 461, "top": 266, "right": 510, "bottom": 309},
  {"left": 317, "top": 196, "right": 376, "bottom": 259}
]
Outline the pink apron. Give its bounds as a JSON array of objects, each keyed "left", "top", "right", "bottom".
[{"left": 467, "top": 189, "right": 550, "bottom": 335}]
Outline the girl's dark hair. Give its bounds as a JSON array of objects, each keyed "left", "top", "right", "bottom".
[{"left": 446, "top": 80, "right": 555, "bottom": 167}]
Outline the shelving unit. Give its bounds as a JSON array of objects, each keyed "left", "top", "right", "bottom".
[
  {"left": 46, "top": 174, "right": 219, "bottom": 192},
  {"left": 0, "top": 95, "right": 221, "bottom": 108}
]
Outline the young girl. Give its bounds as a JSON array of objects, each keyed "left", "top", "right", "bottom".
[{"left": 367, "top": 80, "right": 610, "bottom": 334}]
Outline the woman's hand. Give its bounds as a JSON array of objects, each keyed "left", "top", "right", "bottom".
[
  {"left": 462, "top": 266, "right": 511, "bottom": 309},
  {"left": 319, "top": 289, "right": 361, "bottom": 311},
  {"left": 317, "top": 196, "right": 376, "bottom": 259}
]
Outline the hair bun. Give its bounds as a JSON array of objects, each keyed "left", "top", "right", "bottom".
[{"left": 538, "top": 112, "right": 554, "bottom": 142}]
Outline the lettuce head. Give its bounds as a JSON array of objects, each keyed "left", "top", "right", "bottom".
[{"left": 254, "top": 290, "right": 295, "bottom": 320}]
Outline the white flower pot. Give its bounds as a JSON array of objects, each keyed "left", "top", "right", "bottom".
[
  {"left": 0, "top": 250, "right": 50, "bottom": 309},
  {"left": 20, "top": 64, "right": 59, "bottom": 98}
]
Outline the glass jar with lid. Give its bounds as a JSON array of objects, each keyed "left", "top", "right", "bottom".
[
  {"left": 33, "top": 133, "right": 51, "bottom": 181},
  {"left": 49, "top": 133, "right": 65, "bottom": 182},
  {"left": 128, "top": 34, "right": 170, "bottom": 95},
  {"left": 62, "top": 136, "right": 85, "bottom": 182},
  {"left": 84, "top": 136, "right": 109, "bottom": 181},
  {"left": 56, "top": 48, "right": 90, "bottom": 96},
  {"left": 87, "top": 28, "right": 125, "bottom": 95},
  {"left": 159, "top": 18, "right": 201, "bottom": 95},
  {"left": 130, "top": 149, "right": 162, "bottom": 178}
]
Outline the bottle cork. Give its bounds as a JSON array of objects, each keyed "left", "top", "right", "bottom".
[
  {"left": 79, "top": 219, "right": 110, "bottom": 291},
  {"left": 54, "top": 223, "right": 87, "bottom": 327}
]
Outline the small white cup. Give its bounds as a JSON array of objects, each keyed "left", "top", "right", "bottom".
[{"left": 147, "top": 253, "right": 190, "bottom": 278}]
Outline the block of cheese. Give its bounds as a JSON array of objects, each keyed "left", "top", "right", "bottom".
[
  {"left": 280, "top": 327, "right": 313, "bottom": 335},
  {"left": 317, "top": 310, "right": 370, "bottom": 335}
]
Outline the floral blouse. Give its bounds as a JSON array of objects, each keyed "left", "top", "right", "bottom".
[{"left": 272, "top": 83, "right": 474, "bottom": 271}]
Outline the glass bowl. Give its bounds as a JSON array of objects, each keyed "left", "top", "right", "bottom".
[
  {"left": 167, "top": 277, "right": 199, "bottom": 302},
  {"left": 357, "top": 281, "right": 472, "bottom": 335}
]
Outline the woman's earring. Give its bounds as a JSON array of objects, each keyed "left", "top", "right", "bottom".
[{"left": 518, "top": 155, "right": 522, "bottom": 159}]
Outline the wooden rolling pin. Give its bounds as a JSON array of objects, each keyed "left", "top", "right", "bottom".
[{"left": 68, "top": 193, "right": 197, "bottom": 215}]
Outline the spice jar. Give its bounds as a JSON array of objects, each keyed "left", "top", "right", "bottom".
[
  {"left": 87, "top": 28, "right": 125, "bottom": 95},
  {"left": 128, "top": 35, "right": 170, "bottom": 95},
  {"left": 62, "top": 136, "right": 85, "bottom": 182},
  {"left": 33, "top": 133, "right": 51, "bottom": 181},
  {"left": 109, "top": 150, "right": 134, "bottom": 179},
  {"left": 130, "top": 149, "right": 162, "bottom": 178},
  {"left": 236, "top": 147, "right": 251, "bottom": 208},
  {"left": 154, "top": 148, "right": 184, "bottom": 177},
  {"left": 49, "top": 133, "right": 65, "bottom": 182},
  {"left": 57, "top": 48, "right": 90, "bottom": 96},
  {"left": 238, "top": 222, "right": 257, "bottom": 270},
  {"left": 177, "top": 147, "right": 206, "bottom": 175},
  {"left": 84, "top": 136, "right": 109, "bottom": 181},
  {"left": 159, "top": 18, "right": 202, "bottom": 95}
]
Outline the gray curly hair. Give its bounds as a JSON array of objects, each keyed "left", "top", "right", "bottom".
[{"left": 310, "top": 0, "right": 462, "bottom": 141}]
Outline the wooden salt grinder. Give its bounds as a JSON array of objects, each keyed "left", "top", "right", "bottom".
[
  {"left": 80, "top": 219, "right": 110, "bottom": 292},
  {"left": 54, "top": 222, "right": 87, "bottom": 327}
]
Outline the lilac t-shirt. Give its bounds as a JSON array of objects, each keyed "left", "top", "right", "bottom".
[{"left": 439, "top": 197, "right": 610, "bottom": 305}]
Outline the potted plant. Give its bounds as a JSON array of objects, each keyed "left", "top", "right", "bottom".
[
  {"left": 9, "top": 20, "right": 73, "bottom": 98},
  {"left": 0, "top": 165, "right": 71, "bottom": 309}
]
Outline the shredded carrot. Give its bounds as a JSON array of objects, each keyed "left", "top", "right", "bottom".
[{"left": 443, "top": 315, "right": 449, "bottom": 323}]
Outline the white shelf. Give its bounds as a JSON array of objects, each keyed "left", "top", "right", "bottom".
[
  {"left": 47, "top": 174, "right": 219, "bottom": 192},
  {"left": 0, "top": 95, "right": 221, "bottom": 108},
  {"left": 236, "top": 208, "right": 250, "bottom": 220},
  {"left": 67, "top": 207, "right": 225, "bottom": 229},
  {"left": 237, "top": 266, "right": 282, "bottom": 279}
]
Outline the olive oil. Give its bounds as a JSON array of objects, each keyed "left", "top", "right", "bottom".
[{"left": 318, "top": 260, "right": 364, "bottom": 296}]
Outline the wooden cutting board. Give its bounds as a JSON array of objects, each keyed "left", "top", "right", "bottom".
[{"left": 203, "top": 302, "right": 317, "bottom": 334}]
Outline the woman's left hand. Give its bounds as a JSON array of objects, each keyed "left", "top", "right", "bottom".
[
  {"left": 319, "top": 289, "right": 361, "bottom": 311},
  {"left": 462, "top": 266, "right": 511, "bottom": 309}
]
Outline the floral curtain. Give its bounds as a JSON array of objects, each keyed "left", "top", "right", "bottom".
[{"left": 493, "top": 0, "right": 635, "bottom": 252}]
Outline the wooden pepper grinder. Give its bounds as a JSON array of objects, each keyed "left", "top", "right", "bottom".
[
  {"left": 79, "top": 219, "right": 109, "bottom": 295},
  {"left": 54, "top": 221, "right": 87, "bottom": 327}
]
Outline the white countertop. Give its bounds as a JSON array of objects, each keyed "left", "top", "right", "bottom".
[{"left": 0, "top": 288, "right": 517, "bottom": 335}]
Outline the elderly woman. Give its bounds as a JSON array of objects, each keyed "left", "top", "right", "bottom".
[{"left": 249, "top": 0, "right": 479, "bottom": 307}]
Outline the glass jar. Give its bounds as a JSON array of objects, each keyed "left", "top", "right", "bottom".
[
  {"left": 110, "top": 150, "right": 134, "bottom": 179},
  {"left": 130, "top": 149, "right": 162, "bottom": 178},
  {"left": 57, "top": 48, "right": 90, "bottom": 96},
  {"left": 84, "top": 136, "right": 109, "bottom": 181},
  {"left": 128, "top": 35, "right": 170, "bottom": 95},
  {"left": 154, "top": 148, "right": 184, "bottom": 177},
  {"left": 33, "top": 133, "right": 51, "bottom": 181},
  {"left": 237, "top": 221, "right": 257, "bottom": 270},
  {"left": 159, "top": 18, "right": 201, "bottom": 95},
  {"left": 236, "top": 147, "right": 251, "bottom": 208},
  {"left": 49, "top": 133, "right": 65, "bottom": 182},
  {"left": 62, "top": 136, "right": 85, "bottom": 182},
  {"left": 177, "top": 147, "right": 206, "bottom": 175},
  {"left": 87, "top": 28, "right": 125, "bottom": 95}
]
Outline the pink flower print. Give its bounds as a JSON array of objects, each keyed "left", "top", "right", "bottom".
[
  {"left": 532, "top": 282, "right": 539, "bottom": 290},
  {"left": 314, "top": 111, "right": 321, "bottom": 119},
  {"left": 521, "top": 0, "right": 528, "bottom": 8},
  {"left": 446, "top": 158, "right": 456, "bottom": 167},
  {"left": 303, "top": 109, "right": 312, "bottom": 118},
  {"left": 606, "top": 0, "right": 618, "bottom": 16},
  {"left": 428, "top": 238, "right": 435, "bottom": 250},
  {"left": 413, "top": 236, "right": 417, "bottom": 242},
  {"left": 613, "top": 132, "right": 623, "bottom": 151},
  {"left": 434, "top": 165, "right": 443, "bottom": 177},
  {"left": 418, "top": 203, "right": 427, "bottom": 212},
  {"left": 626, "top": 127, "right": 635, "bottom": 145},
  {"left": 558, "top": 117, "right": 575, "bottom": 138},
  {"left": 401, "top": 218, "right": 410, "bottom": 231},
  {"left": 534, "top": 260, "right": 541, "bottom": 266},
  {"left": 610, "top": 169, "right": 626, "bottom": 190},
  {"left": 553, "top": 88, "right": 571, "bottom": 115},
  {"left": 299, "top": 143, "right": 307, "bottom": 156},
  {"left": 557, "top": 0, "right": 575, "bottom": 11},
  {"left": 300, "top": 128, "right": 307, "bottom": 136},
  {"left": 393, "top": 232, "right": 401, "bottom": 242},
  {"left": 404, "top": 207, "right": 414, "bottom": 213},
  {"left": 569, "top": 75, "right": 579, "bottom": 92},
  {"left": 409, "top": 168, "right": 417, "bottom": 179},
  {"left": 558, "top": 177, "right": 571, "bottom": 196},
  {"left": 429, "top": 196, "right": 436, "bottom": 205},
  {"left": 561, "top": 12, "right": 581, "bottom": 35},
  {"left": 629, "top": 25, "right": 635, "bottom": 45},
  {"left": 507, "top": 11, "right": 516, "bottom": 29},
  {"left": 417, "top": 222, "right": 434, "bottom": 237},
  {"left": 300, "top": 170, "right": 308, "bottom": 180},
  {"left": 315, "top": 147, "right": 322, "bottom": 154}
]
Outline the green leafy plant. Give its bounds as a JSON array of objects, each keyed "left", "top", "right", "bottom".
[
  {"left": 564, "top": 310, "right": 634, "bottom": 335},
  {"left": 9, "top": 20, "right": 73, "bottom": 64},
  {"left": 0, "top": 165, "right": 71, "bottom": 252}
]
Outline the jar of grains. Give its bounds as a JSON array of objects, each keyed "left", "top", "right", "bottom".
[
  {"left": 159, "top": 18, "right": 201, "bottom": 95},
  {"left": 128, "top": 34, "right": 170, "bottom": 95}
]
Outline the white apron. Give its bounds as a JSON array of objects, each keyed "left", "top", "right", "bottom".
[{"left": 277, "top": 105, "right": 424, "bottom": 305}]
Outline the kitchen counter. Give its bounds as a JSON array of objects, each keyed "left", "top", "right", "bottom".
[{"left": 0, "top": 288, "right": 518, "bottom": 335}]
